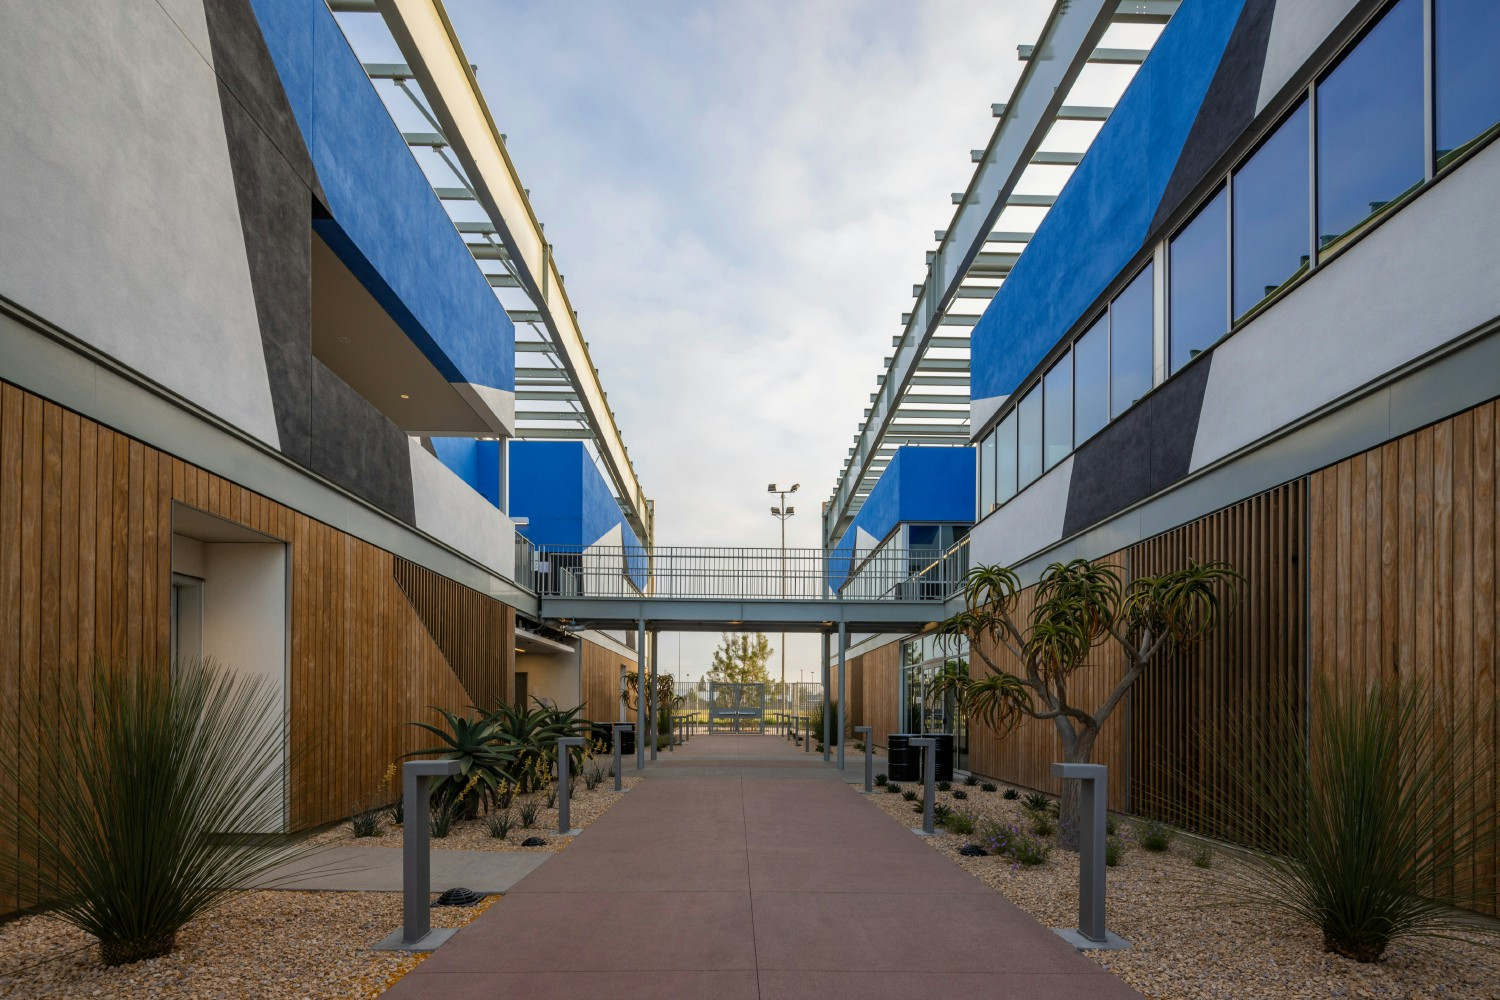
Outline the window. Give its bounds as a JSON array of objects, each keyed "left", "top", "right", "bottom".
[
  {"left": 908, "top": 524, "right": 939, "bottom": 549},
  {"left": 1436, "top": 0, "right": 1500, "bottom": 166},
  {"left": 1316, "top": 0, "right": 1424, "bottom": 250},
  {"left": 1110, "top": 263, "right": 1154, "bottom": 418},
  {"left": 1017, "top": 385, "right": 1042, "bottom": 487},
  {"left": 1072, "top": 315, "right": 1108, "bottom": 444},
  {"left": 1233, "top": 101, "right": 1310, "bottom": 319},
  {"left": 996, "top": 410, "right": 1017, "bottom": 503},
  {"left": 1169, "top": 186, "right": 1228, "bottom": 372},
  {"left": 979, "top": 431, "right": 995, "bottom": 514},
  {"left": 1043, "top": 350, "right": 1072, "bottom": 469}
]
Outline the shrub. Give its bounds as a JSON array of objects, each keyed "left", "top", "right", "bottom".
[
  {"left": 0, "top": 661, "right": 318, "bottom": 966},
  {"left": 1136, "top": 817, "right": 1176, "bottom": 852},
  {"left": 518, "top": 798, "right": 541, "bottom": 828},
  {"left": 584, "top": 765, "right": 604, "bottom": 791},
  {"left": 1106, "top": 814, "right": 1118, "bottom": 836},
  {"left": 350, "top": 805, "right": 383, "bottom": 838},
  {"left": 964, "top": 774, "right": 980, "bottom": 787},
  {"left": 1027, "top": 810, "right": 1057, "bottom": 837},
  {"left": 999, "top": 786, "right": 1016, "bottom": 799},
  {"left": 981, "top": 820, "right": 1051, "bottom": 866},
  {"left": 875, "top": 773, "right": 888, "bottom": 786},
  {"left": 430, "top": 799, "right": 456, "bottom": 838},
  {"left": 943, "top": 808, "right": 977, "bottom": 836},
  {"left": 1022, "top": 791, "right": 1050, "bottom": 813},
  {"left": 805, "top": 700, "right": 850, "bottom": 746},
  {"left": 1193, "top": 845, "right": 1213, "bottom": 869},
  {"left": 902, "top": 790, "right": 918, "bottom": 802},
  {"left": 1105, "top": 835, "right": 1124, "bottom": 867},
  {"left": 488, "top": 809, "right": 514, "bottom": 840},
  {"left": 937, "top": 780, "right": 952, "bottom": 792},
  {"left": 933, "top": 803, "right": 953, "bottom": 823},
  {"left": 389, "top": 795, "right": 404, "bottom": 826},
  {"left": 1211, "top": 676, "right": 1500, "bottom": 962},
  {"left": 912, "top": 802, "right": 924, "bottom": 814},
  {"left": 952, "top": 789, "right": 968, "bottom": 800},
  {"left": 885, "top": 783, "right": 902, "bottom": 794},
  {"left": 545, "top": 787, "right": 558, "bottom": 809}
]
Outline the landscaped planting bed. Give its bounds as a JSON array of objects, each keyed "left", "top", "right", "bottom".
[
  {"left": 0, "top": 890, "right": 492, "bottom": 998},
  {"left": 865, "top": 779, "right": 1500, "bottom": 999},
  {"left": 309, "top": 766, "right": 641, "bottom": 853}
]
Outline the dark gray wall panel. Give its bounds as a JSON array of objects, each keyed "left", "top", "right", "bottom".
[
  {"left": 1062, "top": 354, "right": 1213, "bottom": 537},
  {"left": 311, "top": 362, "right": 417, "bottom": 524},
  {"left": 1150, "top": 0, "right": 1276, "bottom": 235}
]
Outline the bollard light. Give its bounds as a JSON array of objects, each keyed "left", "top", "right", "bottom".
[
  {"left": 557, "top": 736, "right": 585, "bottom": 835},
  {"left": 855, "top": 726, "right": 874, "bottom": 793},
  {"left": 373, "top": 759, "right": 462, "bottom": 952},
  {"left": 1050, "top": 763, "right": 1129, "bottom": 951},
  {"left": 910, "top": 737, "right": 936, "bottom": 836},
  {"left": 613, "top": 724, "right": 633, "bottom": 792}
]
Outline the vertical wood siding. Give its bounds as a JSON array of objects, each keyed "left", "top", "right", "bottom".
[
  {"left": 1308, "top": 402, "right": 1499, "bottom": 913},
  {"left": 858, "top": 640, "right": 902, "bottom": 748},
  {"left": 580, "top": 638, "right": 630, "bottom": 724},
  {"left": 0, "top": 382, "right": 516, "bottom": 849},
  {"left": 393, "top": 557, "right": 514, "bottom": 711}
]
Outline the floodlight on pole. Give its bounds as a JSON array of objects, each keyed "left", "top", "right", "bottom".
[{"left": 769, "top": 480, "right": 798, "bottom": 713}]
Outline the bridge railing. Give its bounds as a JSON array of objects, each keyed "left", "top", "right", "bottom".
[{"left": 530, "top": 545, "right": 964, "bottom": 601}]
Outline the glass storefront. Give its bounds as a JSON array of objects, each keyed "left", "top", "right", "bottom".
[{"left": 900, "top": 633, "right": 970, "bottom": 774}]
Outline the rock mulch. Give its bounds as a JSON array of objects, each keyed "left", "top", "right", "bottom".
[
  {"left": 0, "top": 891, "right": 493, "bottom": 999},
  {"left": 865, "top": 779, "right": 1500, "bottom": 1000},
  {"left": 309, "top": 771, "right": 642, "bottom": 853}
]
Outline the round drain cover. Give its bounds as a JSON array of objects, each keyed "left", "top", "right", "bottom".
[
  {"left": 433, "top": 887, "right": 482, "bottom": 907},
  {"left": 958, "top": 844, "right": 988, "bottom": 857},
  {"left": 521, "top": 836, "right": 547, "bottom": 847}
]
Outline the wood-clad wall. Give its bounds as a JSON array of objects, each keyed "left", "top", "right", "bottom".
[
  {"left": 1128, "top": 482, "right": 1306, "bottom": 834},
  {"left": 858, "top": 640, "right": 902, "bottom": 748},
  {"left": 580, "top": 637, "right": 630, "bottom": 724},
  {"left": 0, "top": 381, "right": 515, "bottom": 836},
  {"left": 1308, "top": 402, "right": 1498, "bottom": 911},
  {"left": 394, "top": 557, "right": 513, "bottom": 710},
  {"left": 967, "top": 564, "right": 1131, "bottom": 811}
]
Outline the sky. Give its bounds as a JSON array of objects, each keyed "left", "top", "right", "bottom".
[{"left": 344, "top": 0, "right": 1072, "bottom": 681}]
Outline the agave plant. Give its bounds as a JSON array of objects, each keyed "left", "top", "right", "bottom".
[
  {"left": 487, "top": 698, "right": 589, "bottom": 791},
  {"left": 0, "top": 660, "right": 318, "bottom": 965},
  {"left": 403, "top": 707, "right": 516, "bottom": 816}
]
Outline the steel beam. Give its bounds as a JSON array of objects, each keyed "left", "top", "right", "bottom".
[
  {"left": 1018, "top": 43, "right": 1148, "bottom": 64},
  {"left": 376, "top": 0, "right": 651, "bottom": 545}
]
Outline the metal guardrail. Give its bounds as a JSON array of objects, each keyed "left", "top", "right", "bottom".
[{"left": 529, "top": 545, "right": 964, "bottom": 601}]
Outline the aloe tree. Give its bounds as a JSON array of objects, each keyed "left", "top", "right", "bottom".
[{"left": 937, "top": 559, "right": 1240, "bottom": 849}]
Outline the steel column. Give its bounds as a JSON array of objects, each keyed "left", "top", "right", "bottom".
[
  {"left": 636, "top": 619, "right": 646, "bottom": 770},
  {"left": 649, "top": 629, "right": 659, "bottom": 761},
  {"left": 821, "top": 632, "right": 831, "bottom": 762},
  {"left": 836, "top": 621, "right": 847, "bottom": 770}
]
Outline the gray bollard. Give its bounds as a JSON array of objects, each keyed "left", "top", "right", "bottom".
[
  {"left": 804, "top": 716, "right": 811, "bottom": 753},
  {"left": 613, "top": 724, "right": 633, "bottom": 792},
  {"left": 374, "top": 759, "right": 462, "bottom": 951},
  {"left": 1051, "top": 763, "right": 1129, "bottom": 950},
  {"left": 910, "top": 737, "right": 936, "bottom": 836},
  {"left": 557, "top": 736, "right": 585, "bottom": 835},
  {"left": 855, "top": 726, "right": 873, "bottom": 792}
]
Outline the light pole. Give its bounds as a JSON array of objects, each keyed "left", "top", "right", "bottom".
[{"left": 768, "top": 482, "right": 799, "bottom": 714}]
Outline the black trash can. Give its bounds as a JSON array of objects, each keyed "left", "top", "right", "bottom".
[
  {"left": 929, "top": 733, "right": 955, "bottom": 782},
  {"left": 886, "top": 734, "right": 919, "bottom": 782}
]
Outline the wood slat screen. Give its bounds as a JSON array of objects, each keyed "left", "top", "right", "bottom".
[
  {"left": 393, "top": 557, "right": 514, "bottom": 711},
  {"left": 1128, "top": 482, "right": 1306, "bottom": 837},
  {"left": 580, "top": 638, "right": 630, "bottom": 725},
  {"left": 858, "top": 640, "right": 902, "bottom": 748},
  {"left": 1309, "top": 402, "right": 1498, "bottom": 912},
  {"left": 0, "top": 381, "right": 508, "bottom": 851}
]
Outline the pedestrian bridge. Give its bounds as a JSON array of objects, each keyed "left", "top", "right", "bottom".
[{"left": 527, "top": 543, "right": 965, "bottom": 632}]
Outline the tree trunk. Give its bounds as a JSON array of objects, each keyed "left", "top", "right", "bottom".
[{"left": 1055, "top": 724, "right": 1098, "bottom": 852}]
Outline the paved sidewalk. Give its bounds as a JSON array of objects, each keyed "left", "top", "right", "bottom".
[{"left": 382, "top": 734, "right": 1142, "bottom": 1000}]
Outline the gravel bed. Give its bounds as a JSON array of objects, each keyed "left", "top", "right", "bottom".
[
  {"left": 865, "top": 779, "right": 1500, "bottom": 999},
  {"left": 0, "top": 890, "right": 493, "bottom": 999},
  {"left": 309, "top": 770, "right": 641, "bottom": 853}
]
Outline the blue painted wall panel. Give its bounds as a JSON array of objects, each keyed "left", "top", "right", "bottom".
[
  {"left": 247, "top": 0, "right": 514, "bottom": 394},
  {"left": 826, "top": 446, "right": 975, "bottom": 591},
  {"left": 430, "top": 438, "right": 503, "bottom": 508},
  {"left": 510, "top": 441, "right": 645, "bottom": 589},
  {"left": 971, "top": 0, "right": 1245, "bottom": 402}
]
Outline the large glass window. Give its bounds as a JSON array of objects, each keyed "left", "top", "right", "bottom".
[
  {"left": 1233, "top": 101, "right": 1310, "bottom": 319},
  {"left": 1110, "top": 263, "right": 1154, "bottom": 418},
  {"left": 1043, "top": 350, "right": 1072, "bottom": 469},
  {"left": 995, "top": 410, "right": 1017, "bottom": 503},
  {"left": 1316, "top": 0, "right": 1423, "bottom": 250},
  {"left": 979, "top": 431, "right": 995, "bottom": 515},
  {"left": 1017, "top": 385, "right": 1042, "bottom": 487},
  {"left": 1169, "top": 186, "right": 1227, "bottom": 372},
  {"left": 1073, "top": 315, "right": 1109, "bottom": 444},
  {"left": 1436, "top": 0, "right": 1500, "bottom": 166}
]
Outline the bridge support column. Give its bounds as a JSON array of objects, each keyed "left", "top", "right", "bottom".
[
  {"left": 649, "top": 629, "right": 659, "bottom": 761},
  {"left": 636, "top": 619, "right": 646, "bottom": 771},
  {"left": 837, "top": 621, "right": 847, "bottom": 771},
  {"left": 821, "top": 632, "right": 831, "bottom": 763}
]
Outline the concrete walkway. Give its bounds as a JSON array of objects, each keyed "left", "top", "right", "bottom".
[{"left": 382, "top": 734, "right": 1143, "bottom": 1000}]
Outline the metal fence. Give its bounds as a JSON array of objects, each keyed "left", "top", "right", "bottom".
[{"left": 528, "top": 544, "right": 966, "bottom": 601}]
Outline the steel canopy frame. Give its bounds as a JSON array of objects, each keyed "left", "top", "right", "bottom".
[
  {"left": 373, "top": 0, "right": 652, "bottom": 545},
  {"left": 824, "top": 0, "right": 1163, "bottom": 547}
]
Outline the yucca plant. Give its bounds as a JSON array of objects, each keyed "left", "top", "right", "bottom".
[
  {"left": 1212, "top": 676, "right": 1500, "bottom": 962},
  {"left": 0, "top": 661, "right": 317, "bottom": 965}
]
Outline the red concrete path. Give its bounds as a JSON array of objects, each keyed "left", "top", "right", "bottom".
[{"left": 381, "top": 734, "right": 1143, "bottom": 1000}]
